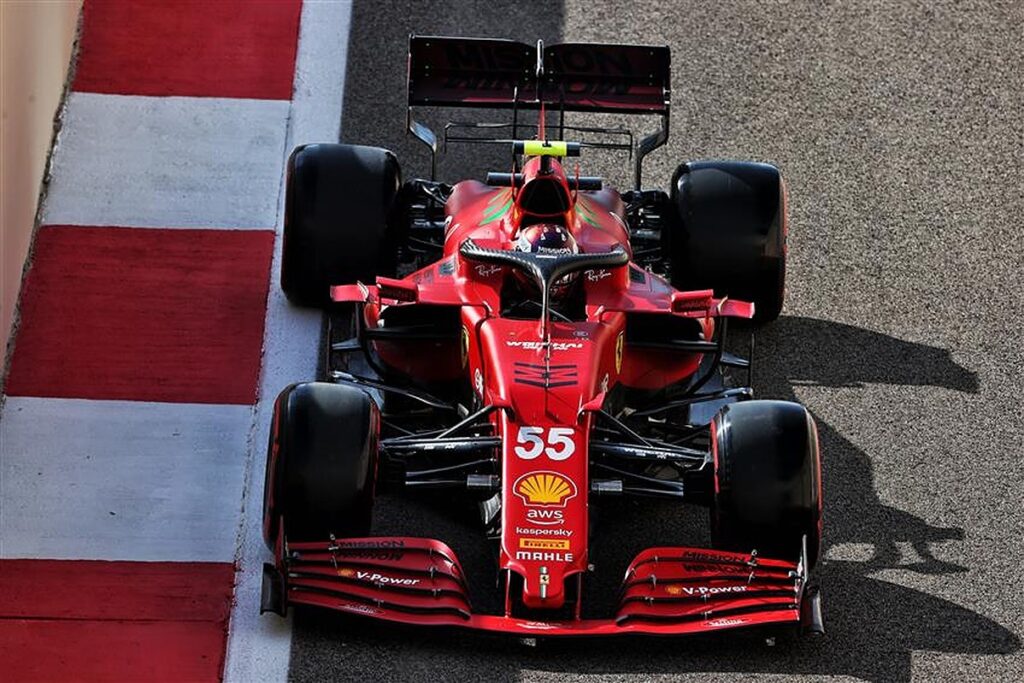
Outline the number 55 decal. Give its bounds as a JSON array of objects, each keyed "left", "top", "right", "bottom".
[{"left": 514, "top": 426, "right": 576, "bottom": 461}]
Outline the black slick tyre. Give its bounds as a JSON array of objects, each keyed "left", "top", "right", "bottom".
[
  {"left": 281, "top": 143, "right": 401, "bottom": 307},
  {"left": 711, "top": 400, "right": 821, "bottom": 569},
  {"left": 668, "top": 161, "right": 787, "bottom": 322},
  {"left": 263, "top": 382, "right": 379, "bottom": 548}
]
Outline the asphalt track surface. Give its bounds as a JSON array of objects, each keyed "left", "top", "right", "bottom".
[{"left": 290, "top": 1, "right": 1024, "bottom": 680}]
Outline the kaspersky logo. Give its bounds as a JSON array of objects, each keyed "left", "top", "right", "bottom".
[{"left": 514, "top": 471, "right": 577, "bottom": 506}]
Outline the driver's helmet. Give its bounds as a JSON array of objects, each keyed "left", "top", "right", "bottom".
[{"left": 514, "top": 224, "right": 580, "bottom": 300}]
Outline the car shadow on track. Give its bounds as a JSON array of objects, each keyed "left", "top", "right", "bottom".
[
  {"left": 757, "top": 316, "right": 978, "bottom": 578},
  {"left": 291, "top": 317, "right": 1019, "bottom": 681}
]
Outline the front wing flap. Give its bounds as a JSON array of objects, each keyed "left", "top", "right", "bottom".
[
  {"left": 614, "top": 547, "right": 802, "bottom": 630},
  {"left": 281, "top": 537, "right": 472, "bottom": 621},
  {"left": 269, "top": 538, "right": 810, "bottom": 636}
]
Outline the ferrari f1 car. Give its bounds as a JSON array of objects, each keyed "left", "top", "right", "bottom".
[{"left": 261, "top": 36, "right": 824, "bottom": 638}]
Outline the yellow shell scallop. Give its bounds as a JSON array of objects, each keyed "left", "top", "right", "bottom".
[{"left": 517, "top": 472, "right": 573, "bottom": 505}]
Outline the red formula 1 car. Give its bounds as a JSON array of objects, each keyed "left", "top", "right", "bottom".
[{"left": 261, "top": 36, "right": 823, "bottom": 638}]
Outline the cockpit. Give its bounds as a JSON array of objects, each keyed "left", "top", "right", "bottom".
[{"left": 515, "top": 155, "right": 574, "bottom": 227}]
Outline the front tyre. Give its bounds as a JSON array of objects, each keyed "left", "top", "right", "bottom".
[
  {"left": 263, "top": 382, "right": 379, "bottom": 548},
  {"left": 711, "top": 400, "right": 821, "bottom": 569}
]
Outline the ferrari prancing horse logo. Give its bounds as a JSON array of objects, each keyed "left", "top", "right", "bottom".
[{"left": 615, "top": 332, "right": 624, "bottom": 373}]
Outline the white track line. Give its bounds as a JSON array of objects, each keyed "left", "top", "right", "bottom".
[
  {"left": 0, "top": 397, "right": 252, "bottom": 561},
  {"left": 222, "top": 2, "right": 354, "bottom": 681},
  {"left": 42, "top": 93, "right": 289, "bottom": 229}
]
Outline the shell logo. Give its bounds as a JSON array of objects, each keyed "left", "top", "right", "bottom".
[
  {"left": 664, "top": 584, "right": 684, "bottom": 595},
  {"left": 514, "top": 471, "right": 577, "bottom": 507},
  {"left": 336, "top": 567, "right": 356, "bottom": 578}
]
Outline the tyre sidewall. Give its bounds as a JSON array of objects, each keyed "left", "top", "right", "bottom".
[
  {"left": 712, "top": 400, "right": 821, "bottom": 567},
  {"left": 265, "top": 382, "right": 379, "bottom": 544}
]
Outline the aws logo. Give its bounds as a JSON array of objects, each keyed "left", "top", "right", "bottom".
[{"left": 526, "top": 508, "right": 565, "bottom": 525}]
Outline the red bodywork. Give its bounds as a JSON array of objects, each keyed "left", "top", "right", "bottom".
[{"left": 314, "top": 156, "right": 801, "bottom": 635}]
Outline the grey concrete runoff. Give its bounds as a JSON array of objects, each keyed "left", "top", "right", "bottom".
[{"left": 290, "top": 1, "right": 1024, "bottom": 681}]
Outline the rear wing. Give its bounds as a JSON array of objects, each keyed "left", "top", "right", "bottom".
[
  {"left": 408, "top": 37, "right": 670, "bottom": 113},
  {"left": 406, "top": 36, "right": 671, "bottom": 187}
]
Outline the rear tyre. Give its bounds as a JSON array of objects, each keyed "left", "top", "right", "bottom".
[
  {"left": 711, "top": 400, "right": 821, "bottom": 569},
  {"left": 263, "top": 382, "right": 379, "bottom": 548},
  {"left": 282, "top": 143, "right": 401, "bottom": 307},
  {"left": 667, "top": 161, "right": 787, "bottom": 322}
]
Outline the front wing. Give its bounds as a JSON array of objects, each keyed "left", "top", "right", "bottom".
[{"left": 263, "top": 537, "right": 817, "bottom": 637}]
